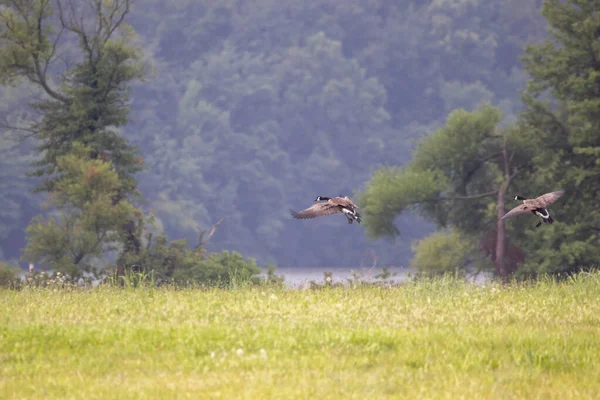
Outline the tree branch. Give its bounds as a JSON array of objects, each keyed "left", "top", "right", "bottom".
[
  {"left": 43, "top": 25, "right": 65, "bottom": 76},
  {"left": 104, "top": 0, "right": 130, "bottom": 42},
  {"left": 57, "top": 0, "right": 96, "bottom": 68},
  {"left": 2, "top": 0, "right": 69, "bottom": 102},
  {"left": 33, "top": 2, "right": 70, "bottom": 103},
  {"left": 0, "top": 117, "right": 39, "bottom": 138},
  {"left": 195, "top": 218, "right": 224, "bottom": 253},
  {"left": 460, "top": 151, "right": 503, "bottom": 192}
]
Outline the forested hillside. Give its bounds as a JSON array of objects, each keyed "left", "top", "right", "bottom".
[{"left": 1, "top": 0, "right": 551, "bottom": 268}]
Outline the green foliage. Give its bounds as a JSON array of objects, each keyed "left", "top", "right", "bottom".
[
  {"left": 0, "top": 261, "right": 20, "bottom": 288},
  {"left": 120, "top": 0, "right": 547, "bottom": 267},
  {"left": 516, "top": 0, "right": 600, "bottom": 276},
  {"left": 23, "top": 143, "right": 140, "bottom": 277},
  {"left": 410, "top": 230, "right": 478, "bottom": 277},
  {"left": 361, "top": 104, "right": 520, "bottom": 235},
  {"left": 116, "top": 231, "right": 262, "bottom": 287},
  {"left": 138, "top": 30, "right": 403, "bottom": 266},
  {"left": 7, "top": 0, "right": 587, "bottom": 272},
  {"left": 360, "top": 104, "right": 537, "bottom": 277},
  {"left": 0, "top": 0, "right": 150, "bottom": 269},
  {"left": 359, "top": 167, "right": 442, "bottom": 238},
  {"left": 0, "top": 0, "right": 146, "bottom": 193},
  {"left": 171, "top": 250, "right": 262, "bottom": 288}
]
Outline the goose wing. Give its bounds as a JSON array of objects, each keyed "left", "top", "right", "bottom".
[
  {"left": 330, "top": 196, "right": 359, "bottom": 209},
  {"left": 290, "top": 203, "right": 340, "bottom": 220},
  {"left": 534, "top": 190, "right": 565, "bottom": 207},
  {"left": 501, "top": 204, "right": 534, "bottom": 220}
]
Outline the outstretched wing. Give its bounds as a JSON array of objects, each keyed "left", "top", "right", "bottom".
[
  {"left": 290, "top": 203, "right": 340, "bottom": 220},
  {"left": 501, "top": 204, "right": 533, "bottom": 220},
  {"left": 331, "top": 196, "right": 359, "bottom": 210},
  {"left": 534, "top": 190, "right": 565, "bottom": 207}
]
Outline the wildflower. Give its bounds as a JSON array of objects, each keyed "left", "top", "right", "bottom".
[
  {"left": 210, "top": 352, "right": 216, "bottom": 359},
  {"left": 236, "top": 348, "right": 244, "bottom": 357},
  {"left": 259, "top": 348, "right": 267, "bottom": 359}
]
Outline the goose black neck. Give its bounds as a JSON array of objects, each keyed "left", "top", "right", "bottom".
[{"left": 514, "top": 195, "right": 526, "bottom": 201}]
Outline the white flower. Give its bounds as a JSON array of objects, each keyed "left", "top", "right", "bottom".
[
  {"left": 259, "top": 348, "right": 267, "bottom": 359},
  {"left": 236, "top": 348, "right": 244, "bottom": 357},
  {"left": 210, "top": 352, "right": 216, "bottom": 359}
]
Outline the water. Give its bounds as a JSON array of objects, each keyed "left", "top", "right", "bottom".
[{"left": 266, "top": 266, "right": 413, "bottom": 287}]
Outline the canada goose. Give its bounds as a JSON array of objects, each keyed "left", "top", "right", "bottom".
[
  {"left": 290, "top": 196, "right": 362, "bottom": 224},
  {"left": 501, "top": 190, "right": 565, "bottom": 228}
]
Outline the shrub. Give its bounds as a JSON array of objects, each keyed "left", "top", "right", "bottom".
[
  {"left": 114, "top": 232, "right": 264, "bottom": 287},
  {"left": 0, "top": 262, "right": 20, "bottom": 288}
]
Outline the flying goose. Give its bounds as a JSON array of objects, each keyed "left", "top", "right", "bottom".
[
  {"left": 501, "top": 190, "right": 565, "bottom": 228},
  {"left": 290, "top": 196, "right": 362, "bottom": 224}
]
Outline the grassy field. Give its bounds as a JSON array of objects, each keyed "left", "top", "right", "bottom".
[{"left": 1, "top": 274, "right": 600, "bottom": 399}]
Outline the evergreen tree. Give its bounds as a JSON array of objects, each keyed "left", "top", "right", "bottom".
[{"left": 517, "top": 0, "right": 600, "bottom": 275}]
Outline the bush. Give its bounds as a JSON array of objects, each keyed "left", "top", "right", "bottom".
[
  {"left": 0, "top": 262, "right": 20, "bottom": 288},
  {"left": 114, "top": 232, "right": 264, "bottom": 287},
  {"left": 410, "top": 230, "right": 481, "bottom": 277},
  {"left": 171, "top": 250, "right": 262, "bottom": 288}
]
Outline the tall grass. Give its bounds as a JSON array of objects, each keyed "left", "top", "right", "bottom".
[{"left": 1, "top": 272, "right": 599, "bottom": 399}]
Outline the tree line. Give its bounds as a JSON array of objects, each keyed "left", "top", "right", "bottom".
[{"left": 0, "top": 0, "right": 598, "bottom": 282}]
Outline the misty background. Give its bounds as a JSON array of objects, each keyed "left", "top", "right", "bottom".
[{"left": 0, "top": 0, "right": 548, "bottom": 270}]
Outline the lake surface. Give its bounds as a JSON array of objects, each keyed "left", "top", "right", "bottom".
[{"left": 266, "top": 266, "right": 413, "bottom": 287}]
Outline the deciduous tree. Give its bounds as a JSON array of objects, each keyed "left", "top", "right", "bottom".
[
  {"left": 23, "top": 143, "right": 140, "bottom": 277},
  {"left": 360, "top": 104, "right": 532, "bottom": 278},
  {"left": 0, "top": 0, "right": 146, "bottom": 267}
]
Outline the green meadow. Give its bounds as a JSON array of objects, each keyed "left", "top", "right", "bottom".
[{"left": 1, "top": 274, "right": 600, "bottom": 399}]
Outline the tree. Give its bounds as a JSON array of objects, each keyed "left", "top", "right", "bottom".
[
  {"left": 23, "top": 143, "right": 140, "bottom": 277},
  {"left": 516, "top": 0, "right": 600, "bottom": 276},
  {"left": 359, "top": 104, "right": 533, "bottom": 278},
  {"left": 0, "top": 0, "right": 146, "bottom": 267}
]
